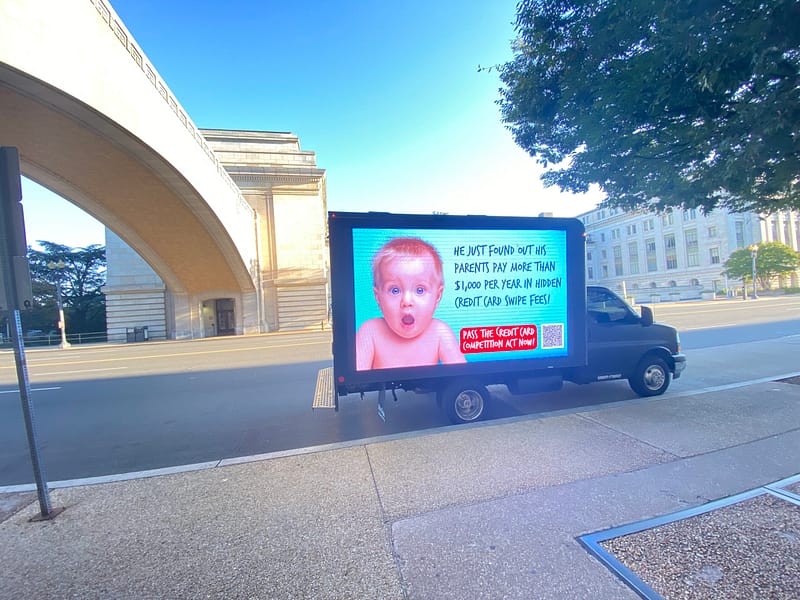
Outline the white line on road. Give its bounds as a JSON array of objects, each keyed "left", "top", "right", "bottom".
[
  {"left": 36, "top": 367, "right": 129, "bottom": 376},
  {"left": 0, "top": 387, "right": 61, "bottom": 394}
]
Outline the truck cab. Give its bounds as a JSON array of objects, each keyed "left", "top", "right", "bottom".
[{"left": 568, "top": 285, "right": 686, "bottom": 396}]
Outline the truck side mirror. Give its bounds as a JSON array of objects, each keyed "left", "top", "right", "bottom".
[{"left": 640, "top": 305, "right": 654, "bottom": 327}]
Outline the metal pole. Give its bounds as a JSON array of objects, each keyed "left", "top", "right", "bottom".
[
  {"left": 55, "top": 278, "right": 70, "bottom": 348},
  {"left": 48, "top": 261, "right": 71, "bottom": 348},
  {"left": 1, "top": 146, "right": 62, "bottom": 520},
  {"left": 751, "top": 247, "right": 758, "bottom": 299},
  {"left": 10, "top": 309, "right": 62, "bottom": 520}
]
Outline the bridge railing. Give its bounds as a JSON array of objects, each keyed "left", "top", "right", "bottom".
[{"left": 87, "top": 0, "right": 254, "bottom": 220}]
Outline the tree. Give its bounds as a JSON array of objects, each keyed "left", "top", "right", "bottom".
[
  {"left": 24, "top": 242, "right": 107, "bottom": 334},
  {"left": 723, "top": 242, "right": 800, "bottom": 289},
  {"left": 498, "top": 0, "right": 800, "bottom": 214}
]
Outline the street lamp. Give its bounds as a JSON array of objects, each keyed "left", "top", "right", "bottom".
[
  {"left": 748, "top": 244, "right": 759, "bottom": 300},
  {"left": 46, "top": 260, "right": 71, "bottom": 348}
]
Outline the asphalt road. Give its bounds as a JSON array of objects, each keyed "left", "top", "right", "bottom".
[{"left": 1, "top": 295, "right": 799, "bottom": 487}]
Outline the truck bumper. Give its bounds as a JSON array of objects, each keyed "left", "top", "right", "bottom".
[{"left": 672, "top": 353, "right": 687, "bottom": 379}]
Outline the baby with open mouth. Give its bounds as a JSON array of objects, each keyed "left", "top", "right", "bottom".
[{"left": 356, "top": 237, "right": 466, "bottom": 370}]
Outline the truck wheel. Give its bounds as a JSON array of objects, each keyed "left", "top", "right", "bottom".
[
  {"left": 441, "top": 381, "right": 489, "bottom": 424},
  {"left": 629, "top": 356, "right": 670, "bottom": 397}
]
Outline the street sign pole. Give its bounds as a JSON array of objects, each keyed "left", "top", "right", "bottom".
[{"left": 1, "top": 147, "right": 62, "bottom": 520}]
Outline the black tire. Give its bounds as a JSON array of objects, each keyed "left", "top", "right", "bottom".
[
  {"left": 629, "top": 356, "right": 670, "bottom": 397},
  {"left": 440, "top": 380, "right": 489, "bottom": 424}
]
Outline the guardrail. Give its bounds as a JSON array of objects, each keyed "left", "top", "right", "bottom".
[{"left": 0, "top": 331, "right": 108, "bottom": 348}]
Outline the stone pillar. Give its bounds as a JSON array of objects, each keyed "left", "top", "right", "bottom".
[{"left": 242, "top": 188, "right": 279, "bottom": 331}]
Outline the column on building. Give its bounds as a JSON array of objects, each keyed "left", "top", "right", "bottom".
[{"left": 202, "top": 130, "right": 328, "bottom": 332}]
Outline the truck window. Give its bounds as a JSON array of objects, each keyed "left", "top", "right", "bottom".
[{"left": 587, "top": 289, "right": 632, "bottom": 324}]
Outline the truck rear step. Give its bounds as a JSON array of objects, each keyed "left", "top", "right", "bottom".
[{"left": 312, "top": 367, "right": 337, "bottom": 410}]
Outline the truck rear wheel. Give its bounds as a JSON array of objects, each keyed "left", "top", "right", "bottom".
[
  {"left": 629, "top": 356, "right": 670, "bottom": 397},
  {"left": 440, "top": 380, "right": 489, "bottom": 424}
]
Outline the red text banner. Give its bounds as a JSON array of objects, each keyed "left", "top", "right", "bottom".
[{"left": 459, "top": 324, "right": 538, "bottom": 354}]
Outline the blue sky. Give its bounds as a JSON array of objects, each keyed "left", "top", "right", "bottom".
[{"left": 22, "top": 0, "right": 602, "bottom": 249}]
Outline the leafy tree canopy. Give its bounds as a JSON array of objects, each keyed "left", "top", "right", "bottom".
[
  {"left": 27, "top": 242, "right": 106, "bottom": 303},
  {"left": 24, "top": 242, "right": 107, "bottom": 334},
  {"left": 499, "top": 0, "right": 800, "bottom": 214},
  {"left": 723, "top": 241, "right": 800, "bottom": 288}
]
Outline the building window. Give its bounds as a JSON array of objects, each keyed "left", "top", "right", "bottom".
[
  {"left": 600, "top": 232, "right": 606, "bottom": 242},
  {"left": 668, "top": 280, "right": 677, "bottom": 287},
  {"left": 602, "top": 265, "right": 608, "bottom": 278},
  {"left": 646, "top": 238, "right": 658, "bottom": 272},
  {"left": 685, "top": 228, "right": 699, "bottom": 267},
  {"left": 644, "top": 219, "right": 655, "bottom": 232},
  {"left": 587, "top": 266, "right": 594, "bottom": 280},
  {"left": 662, "top": 211, "right": 674, "bottom": 227},
  {"left": 710, "top": 247, "right": 720, "bottom": 264},
  {"left": 683, "top": 208, "right": 697, "bottom": 221},
  {"left": 664, "top": 234, "right": 678, "bottom": 269},
  {"left": 772, "top": 220, "right": 779, "bottom": 241},
  {"left": 690, "top": 278, "right": 700, "bottom": 286},
  {"left": 735, "top": 221, "right": 745, "bottom": 247},
  {"left": 612, "top": 228, "right": 620, "bottom": 240},
  {"left": 586, "top": 251, "right": 592, "bottom": 261},
  {"left": 628, "top": 241, "right": 640, "bottom": 274},
  {"left": 626, "top": 224, "right": 637, "bottom": 235},
  {"left": 708, "top": 226, "right": 718, "bottom": 238},
  {"left": 601, "top": 249, "right": 607, "bottom": 259},
  {"left": 613, "top": 246, "right": 624, "bottom": 276}
]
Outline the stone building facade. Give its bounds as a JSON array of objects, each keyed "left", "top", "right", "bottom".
[
  {"left": 579, "top": 205, "right": 800, "bottom": 302},
  {"left": 103, "top": 130, "right": 328, "bottom": 341}
]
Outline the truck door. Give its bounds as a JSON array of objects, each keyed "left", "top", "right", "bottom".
[{"left": 586, "top": 287, "right": 646, "bottom": 378}]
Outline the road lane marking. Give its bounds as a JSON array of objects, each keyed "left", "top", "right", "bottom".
[
  {"left": 0, "top": 340, "right": 330, "bottom": 370},
  {"left": 0, "top": 387, "right": 61, "bottom": 394},
  {"left": 36, "top": 367, "right": 129, "bottom": 376}
]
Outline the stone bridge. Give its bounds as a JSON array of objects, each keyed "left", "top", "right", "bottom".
[{"left": 0, "top": 0, "right": 327, "bottom": 339}]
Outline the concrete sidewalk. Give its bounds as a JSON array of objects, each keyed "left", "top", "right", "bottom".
[{"left": 1, "top": 380, "right": 800, "bottom": 599}]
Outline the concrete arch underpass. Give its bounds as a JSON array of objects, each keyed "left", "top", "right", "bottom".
[
  {"left": 1, "top": 0, "right": 265, "bottom": 337},
  {"left": 0, "top": 75, "right": 255, "bottom": 296}
]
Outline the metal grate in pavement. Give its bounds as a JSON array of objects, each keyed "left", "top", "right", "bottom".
[{"left": 579, "top": 475, "right": 800, "bottom": 600}]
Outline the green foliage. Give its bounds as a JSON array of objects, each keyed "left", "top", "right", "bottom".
[
  {"left": 723, "top": 242, "right": 800, "bottom": 288},
  {"left": 499, "top": 0, "right": 800, "bottom": 214},
  {"left": 23, "top": 242, "right": 107, "bottom": 334}
]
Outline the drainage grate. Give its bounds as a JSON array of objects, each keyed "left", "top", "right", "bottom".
[{"left": 580, "top": 477, "right": 800, "bottom": 600}]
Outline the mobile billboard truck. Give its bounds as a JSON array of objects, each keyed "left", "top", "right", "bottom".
[{"left": 313, "top": 212, "right": 685, "bottom": 424}]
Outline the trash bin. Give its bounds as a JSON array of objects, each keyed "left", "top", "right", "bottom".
[{"left": 126, "top": 327, "right": 149, "bottom": 342}]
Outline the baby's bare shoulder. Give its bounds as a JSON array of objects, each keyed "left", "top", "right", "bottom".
[
  {"left": 357, "top": 318, "right": 388, "bottom": 336},
  {"left": 431, "top": 318, "right": 458, "bottom": 337}
]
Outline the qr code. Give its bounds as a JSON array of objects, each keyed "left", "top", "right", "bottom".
[{"left": 541, "top": 323, "right": 565, "bottom": 349}]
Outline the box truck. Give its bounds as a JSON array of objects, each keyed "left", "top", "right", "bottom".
[{"left": 314, "top": 211, "right": 685, "bottom": 424}]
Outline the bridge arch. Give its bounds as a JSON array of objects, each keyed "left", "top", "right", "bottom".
[{"left": 0, "top": 0, "right": 307, "bottom": 337}]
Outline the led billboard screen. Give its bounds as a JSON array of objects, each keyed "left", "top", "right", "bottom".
[{"left": 329, "top": 212, "right": 586, "bottom": 391}]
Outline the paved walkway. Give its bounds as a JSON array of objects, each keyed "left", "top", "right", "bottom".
[{"left": 1, "top": 379, "right": 800, "bottom": 599}]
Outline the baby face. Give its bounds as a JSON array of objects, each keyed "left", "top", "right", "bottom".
[{"left": 374, "top": 255, "right": 443, "bottom": 339}]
